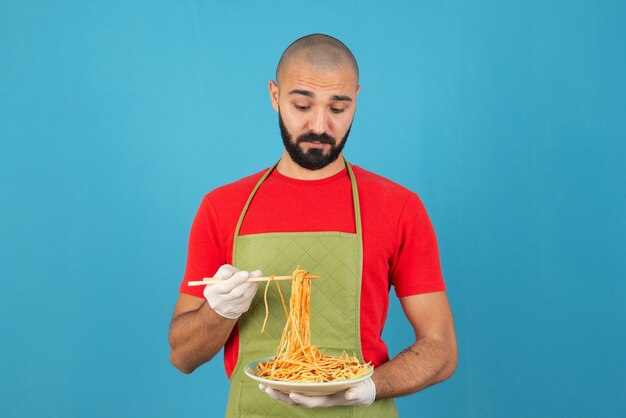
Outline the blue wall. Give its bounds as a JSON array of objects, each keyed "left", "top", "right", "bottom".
[{"left": 1, "top": 1, "right": 624, "bottom": 417}]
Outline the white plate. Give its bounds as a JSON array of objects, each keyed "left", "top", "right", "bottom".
[{"left": 244, "top": 357, "right": 374, "bottom": 396}]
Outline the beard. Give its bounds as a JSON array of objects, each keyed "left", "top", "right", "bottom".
[{"left": 279, "top": 112, "right": 351, "bottom": 170}]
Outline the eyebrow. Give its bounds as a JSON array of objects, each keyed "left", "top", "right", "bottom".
[
  {"left": 288, "top": 89, "right": 353, "bottom": 102},
  {"left": 331, "top": 95, "right": 353, "bottom": 102}
]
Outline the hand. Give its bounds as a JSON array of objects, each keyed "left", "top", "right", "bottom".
[
  {"left": 259, "top": 378, "right": 376, "bottom": 408},
  {"left": 203, "top": 265, "right": 261, "bottom": 319}
]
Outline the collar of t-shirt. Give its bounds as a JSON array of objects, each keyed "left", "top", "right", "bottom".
[{"left": 270, "top": 166, "right": 349, "bottom": 186}]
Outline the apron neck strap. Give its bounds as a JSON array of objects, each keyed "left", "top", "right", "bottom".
[
  {"left": 234, "top": 158, "right": 362, "bottom": 239},
  {"left": 345, "top": 160, "right": 363, "bottom": 238},
  {"left": 233, "top": 161, "right": 277, "bottom": 239}
]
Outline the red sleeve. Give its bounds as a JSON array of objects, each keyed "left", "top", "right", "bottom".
[
  {"left": 178, "top": 195, "right": 227, "bottom": 298},
  {"left": 390, "top": 193, "right": 446, "bottom": 297}
]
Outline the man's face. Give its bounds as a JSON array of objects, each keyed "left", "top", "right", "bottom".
[{"left": 270, "top": 62, "right": 360, "bottom": 170}]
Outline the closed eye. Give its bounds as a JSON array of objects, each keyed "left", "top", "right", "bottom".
[
  {"left": 330, "top": 108, "right": 345, "bottom": 114},
  {"left": 294, "top": 104, "right": 310, "bottom": 111}
]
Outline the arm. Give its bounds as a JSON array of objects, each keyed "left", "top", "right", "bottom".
[
  {"left": 169, "top": 266, "right": 260, "bottom": 374},
  {"left": 372, "top": 290, "right": 457, "bottom": 398},
  {"left": 169, "top": 293, "right": 237, "bottom": 374},
  {"left": 372, "top": 192, "right": 457, "bottom": 397},
  {"left": 260, "top": 291, "right": 457, "bottom": 407}
]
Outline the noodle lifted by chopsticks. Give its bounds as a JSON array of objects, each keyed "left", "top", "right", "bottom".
[{"left": 254, "top": 267, "right": 372, "bottom": 383}]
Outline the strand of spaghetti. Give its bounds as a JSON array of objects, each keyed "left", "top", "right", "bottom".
[
  {"left": 260, "top": 275, "right": 274, "bottom": 334},
  {"left": 274, "top": 279, "right": 289, "bottom": 321}
]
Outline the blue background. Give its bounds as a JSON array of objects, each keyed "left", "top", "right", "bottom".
[{"left": 1, "top": 1, "right": 624, "bottom": 417}]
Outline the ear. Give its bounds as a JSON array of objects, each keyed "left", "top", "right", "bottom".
[
  {"left": 356, "top": 84, "right": 361, "bottom": 97},
  {"left": 269, "top": 80, "right": 279, "bottom": 112}
]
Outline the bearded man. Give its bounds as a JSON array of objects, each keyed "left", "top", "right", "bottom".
[{"left": 169, "top": 33, "right": 457, "bottom": 418}]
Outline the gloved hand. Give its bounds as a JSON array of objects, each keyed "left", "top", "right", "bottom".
[
  {"left": 259, "top": 377, "right": 376, "bottom": 408},
  {"left": 203, "top": 265, "right": 261, "bottom": 319}
]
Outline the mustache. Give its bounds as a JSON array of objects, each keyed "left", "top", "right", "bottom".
[{"left": 296, "top": 132, "right": 336, "bottom": 146}]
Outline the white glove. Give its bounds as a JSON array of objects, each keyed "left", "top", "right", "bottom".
[
  {"left": 259, "top": 377, "right": 376, "bottom": 408},
  {"left": 203, "top": 265, "right": 261, "bottom": 319}
]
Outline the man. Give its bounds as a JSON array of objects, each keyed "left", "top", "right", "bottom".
[{"left": 169, "top": 34, "right": 457, "bottom": 417}]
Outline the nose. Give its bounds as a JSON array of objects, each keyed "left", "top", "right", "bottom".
[{"left": 308, "top": 108, "right": 328, "bottom": 135}]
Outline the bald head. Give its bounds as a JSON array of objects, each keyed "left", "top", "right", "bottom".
[{"left": 275, "top": 34, "right": 359, "bottom": 85}]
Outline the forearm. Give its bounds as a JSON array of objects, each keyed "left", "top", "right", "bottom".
[
  {"left": 372, "top": 335, "right": 457, "bottom": 399},
  {"left": 169, "top": 300, "right": 236, "bottom": 373}
]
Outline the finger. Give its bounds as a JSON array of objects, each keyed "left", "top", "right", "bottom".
[
  {"left": 221, "top": 280, "right": 257, "bottom": 302},
  {"left": 243, "top": 281, "right": 260, "bottom": 296},
  {"left": 289, "top": 393, "right": 333, "bottom": 408},
  {"left": 204, "top": 276, "right": 248, "bottom": 299},
  {"left": 213, "top": 264, "right": 238, "bottom": 280},
  {"left": 240, "top": 282, "right": 259, "bottom": 301},
  {"left": 352, "top": 378, "right": 376, "bottom": 405},
  {"left": 345, "top": 386, "right": 361, "bottom": 401},
  {"left": 249, "top": 269, "right": 262, "bottom": 278},
  {"left": 262, "top": 387, "right": 296, "bottom": 405},
  {"left": 214, "top": 271, "right": 249, "bottom": 293}
]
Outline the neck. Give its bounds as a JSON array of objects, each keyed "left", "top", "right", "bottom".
[{"left": 276, "top": 150, "right": 346, "bottom": 180}]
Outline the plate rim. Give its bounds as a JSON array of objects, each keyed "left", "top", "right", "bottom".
[{"left": 243, "top": 356, "right": 374, "bottom": 389}]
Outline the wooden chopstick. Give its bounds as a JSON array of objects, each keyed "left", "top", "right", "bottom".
[{"left": 188, "top": 275, "right": 319, "bottom": 286}]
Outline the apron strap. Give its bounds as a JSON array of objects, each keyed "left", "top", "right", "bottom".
[
  {"left": 233, "top": 161, "right": 277, "bottom": 241},
  {"left": 233, "top": 157, "right": 362, "bottom": 241}
]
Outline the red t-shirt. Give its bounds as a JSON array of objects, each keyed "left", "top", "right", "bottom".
[{"left": 179, "top": 164, "right": 445, "bottom": 378}]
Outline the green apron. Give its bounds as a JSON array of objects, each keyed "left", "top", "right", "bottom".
[{"left": 225, "top": 161, "right": 398, "bottom": 418}]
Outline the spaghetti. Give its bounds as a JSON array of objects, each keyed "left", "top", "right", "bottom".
[{"left": 254, "top": 267, "right": 372, "bottom": 383}]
